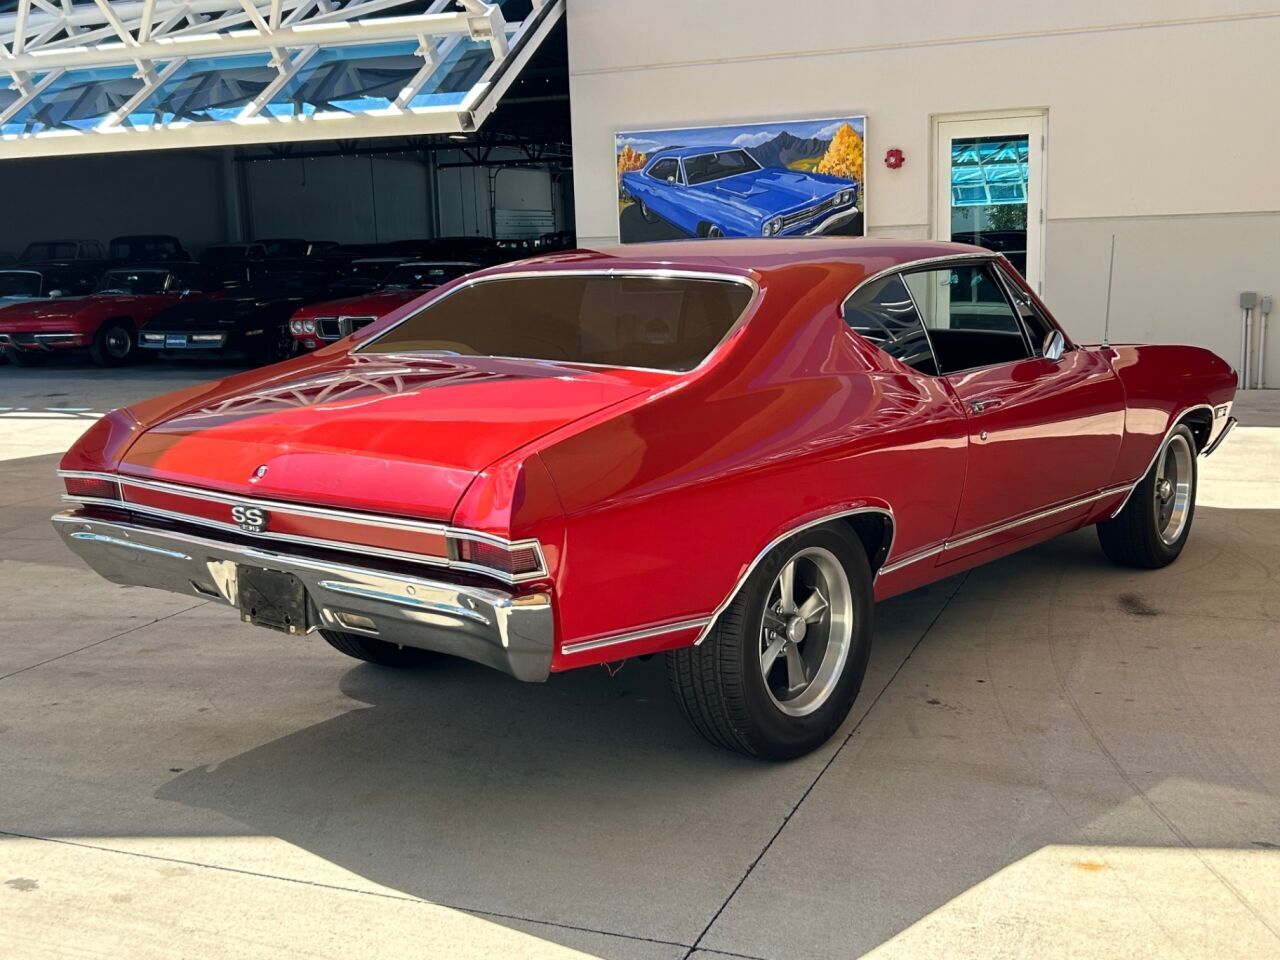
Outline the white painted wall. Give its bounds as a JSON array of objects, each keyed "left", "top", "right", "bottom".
[{"left": 566, "top": 0, "right": 1280, "bottom": 382}]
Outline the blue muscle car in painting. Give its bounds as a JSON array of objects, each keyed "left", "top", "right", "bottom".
[{"left": 619, "top": 146, "right": 859, "bottom": 239}]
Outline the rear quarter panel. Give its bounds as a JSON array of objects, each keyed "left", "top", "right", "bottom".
[{"left": 1103, "top": 344, "right": 1237, "bottom": 486}]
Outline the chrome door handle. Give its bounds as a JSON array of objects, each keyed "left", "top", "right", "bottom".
[{"left": 969, "top": 398, "right": 1003, "bottom": 413}]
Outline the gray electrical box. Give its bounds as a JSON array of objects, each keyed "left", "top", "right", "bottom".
[{"left": 1240, "top": 291, "right": 1258, "bottom": 309}]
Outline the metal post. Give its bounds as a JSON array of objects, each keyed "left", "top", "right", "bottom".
[
  {"left": 1240, "top": 292, "right": 1258, "bottom": 391},
  {"left": 1260, "top": 296, "right": 1272, "bottom": 390}
]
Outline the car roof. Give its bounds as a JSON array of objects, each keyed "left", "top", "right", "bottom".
[
  {"left": 648, "top": 145, "right": 745, "bottom": 160},
  {"left": 506, "top": 238, "right": 996, "bottom": 278}
]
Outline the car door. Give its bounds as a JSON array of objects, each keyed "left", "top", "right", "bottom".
[
  {"left": 902, "top": 259, "right": 1126, "bottom": 561},
  {"left": 640, "top": 158, "right": 686, "bottom": 228}
]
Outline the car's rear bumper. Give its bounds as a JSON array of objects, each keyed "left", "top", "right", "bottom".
[
  {"left": 52, "top": 508, "right": 555, "bottom": 681},
  {"left": 0, "top": 331, "right": 89, "bottom": 350}
]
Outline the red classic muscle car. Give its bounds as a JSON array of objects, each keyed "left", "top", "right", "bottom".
[
  {"left": 0, "top": 263, "right": 223, "bottom": 366},
  {"left": 287, "top": 260, "right": 481, "bottom": 351},
  {"left": 53, "top": 239, "right": 1237, "bottom": 759}
]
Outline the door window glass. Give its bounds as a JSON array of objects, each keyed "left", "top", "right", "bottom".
[
  {"left": 902, "top": 263, "right": 1031, "bottom": 374},
  {"left": 843, "top": 274, "right": 938, "bottom": 376},
  {"left": 948, "top": 135, "right": 1029, "bottom": 278},
  {"left": 648, "top": 159, "right": 680, "bottom": 183}
]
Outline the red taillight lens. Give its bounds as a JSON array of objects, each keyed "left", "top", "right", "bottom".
[
  {"left": 453, "top": 538, "right": 544, "bottom": 578},
  {"left": 63, "top": 476, "right": 121, "bottom": 501}
]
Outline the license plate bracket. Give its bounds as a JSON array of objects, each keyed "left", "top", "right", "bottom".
[
  {"left": 165, "top": 333, "right": 188, "bottom": 348},
  {"left": 237, "top": 566, "right": 312, "bottom": 635}
]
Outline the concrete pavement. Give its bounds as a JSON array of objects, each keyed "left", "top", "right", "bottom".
[{"left": 1, "top": 365, "right": 1277, "bottom": 959}]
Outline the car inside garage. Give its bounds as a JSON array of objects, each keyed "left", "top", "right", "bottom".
[{"left": 1, "top": 0, "right": 570, "bottom": 365}]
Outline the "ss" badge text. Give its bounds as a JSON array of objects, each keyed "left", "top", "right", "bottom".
[{"left": 231, "top": 505, "right": 268, "bottom": 533}]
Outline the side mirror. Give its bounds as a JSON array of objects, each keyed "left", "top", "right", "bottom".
[
  {"left": 1043, "top": 330, "right": 1065, "bottom": 362},
  {"left": 666, "top": 176, "right": 676, "bottom": 184},
  {"left": 180, "top": 288, "right": 192, "bottom": 298},
  {"left": 47, "top": 289, "right": 63, "bottom": 299}
]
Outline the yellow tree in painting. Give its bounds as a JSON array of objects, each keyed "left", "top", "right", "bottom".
[
  {"left": 816, "top": 123, "right": 864, "bottom": 183},
  {"left": 617, "top": 145, "right": 647, "bottom": 176}
]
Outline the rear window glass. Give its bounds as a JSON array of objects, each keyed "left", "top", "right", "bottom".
[{"left": 360, "top": 274, "right": 754, "bottom": 371}]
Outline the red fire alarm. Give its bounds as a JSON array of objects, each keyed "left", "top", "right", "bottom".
[{"left": 884, "top": 148, "right": 905, "bottom": 170}]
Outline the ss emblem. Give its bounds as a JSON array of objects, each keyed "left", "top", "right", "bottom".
[{"left": 231, "top": 505, "right": 268, "bottom": 533}]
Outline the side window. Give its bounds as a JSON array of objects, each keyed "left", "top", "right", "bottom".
[
  {"left": 648, "top": 159, "right": 680, "bottom": 184},
  {"left": 902, "top": 262, "right": 1032, "bottom": 374},
  {"left": 995, "top": 262, "right": 1057, "bottom": 352},
  {"left": 843, "top": 273, "right": 938, "bottom": 376}
]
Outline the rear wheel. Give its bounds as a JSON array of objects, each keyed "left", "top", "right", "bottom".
[
  {"left": 321, "top": 630, "right": 436, "bottom": 668},
  {"left": 89, "top": 319, "right": 137, "bottom": 367},
  {"left": 1097, "top": 423, "right": 1197, "bottom": 568},
  {"left": 666, "top": 525, "right": 873, "bottom": 760}
]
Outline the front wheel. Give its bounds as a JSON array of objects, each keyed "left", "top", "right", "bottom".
[
  {"left": 638, "top": 200, "right": 660, "bottom": 224},
  {"left": 1097, "top": 423, "right": 1197, "bottom": 568},
  {"left": 89, "top": 320, "right": 137, "bottom": 367},
  {"left": 666, "top": 525, "right": 873, "bottom": 760}
]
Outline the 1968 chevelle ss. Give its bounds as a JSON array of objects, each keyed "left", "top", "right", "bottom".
[{"left": 55, "top": 239, "right": 1237, "bottom": 759}]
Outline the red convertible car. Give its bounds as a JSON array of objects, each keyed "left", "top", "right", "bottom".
[
  {"left": 53, "top": 239, "right": 1236, "bottom": 758},
  {"left": 0, "top": 263, "right": 223, "bottom": 366}
]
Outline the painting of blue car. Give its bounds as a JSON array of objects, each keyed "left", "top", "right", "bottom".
[{"left": 616, "top": 116, "right": 866, "bottom": 243}]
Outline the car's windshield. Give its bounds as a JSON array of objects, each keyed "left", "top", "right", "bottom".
[
  {"left": 359, "top": 274, "right": 754, "bottom": 372},
  {"left": 96, "top": 270, "right": 168, "bottom": 295},
  {"left": 349, "top": 260, "right": 399, "bottom": 282},
  {"left": 0, "top": 271, "right": 42, "bottom": 297},
  {"left": 22, "top": 242, "right": 78, "bottom": 262},
  {"left": 382, "top": 263, "right": 476, "bottom": 289},
  {"left": 683, "top": 150, "right": 762, "bottom": 186}
]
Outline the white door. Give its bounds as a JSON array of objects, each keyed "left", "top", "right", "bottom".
[{"left": 934, "top": 114, "right": 1046, "bottom": 293}]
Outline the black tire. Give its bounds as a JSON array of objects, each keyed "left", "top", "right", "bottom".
[
  {"left": 666, "top": 525, "right": 874, "bottom": 760},
  {"left": 321, "top": 629, "right": 436, "bottom": 668},
  {"left": 638, "top": 200, "right": 660, "bottom": 224},
  {"left": 89, "top": 319, "right": 137, "bottom": 367},
  {"left": 4, "top": 348, "right": 47, "bottom": 367},
  {"left": 1097, "top": 423, "right": 1198, "bottom": 568},
  {"left": 696, "top": 222, "right": 725, "bottom": 238}
]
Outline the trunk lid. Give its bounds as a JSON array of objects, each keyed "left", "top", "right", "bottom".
[{"left": 117, "top": 353, "right": 660, "bottom": 521}]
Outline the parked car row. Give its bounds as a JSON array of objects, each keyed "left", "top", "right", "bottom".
[{"left": 0, "top": 257, "right": 470, "bottom": 367}]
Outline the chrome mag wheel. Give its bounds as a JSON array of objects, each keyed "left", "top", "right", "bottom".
[
  {"left": 1155, "top": 432, "right": 1193, "bottom": 545},
  {"left": 759, "top": 546, "right": 854, "bottom": 717}
]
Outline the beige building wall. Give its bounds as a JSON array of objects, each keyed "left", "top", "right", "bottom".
[{"left": 566, "top": 0, "right": 1280, "bottom": 382}]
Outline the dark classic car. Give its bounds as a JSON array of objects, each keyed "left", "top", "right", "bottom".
[
  {"left": 53, "top": 239, "right": 1235, "bottom": 759},
  {"left": 109, "top": 234, "right": 191, "bottom": 264},
  {"left": 19, "top": 238, "right": 108, "bottom": 271},
  {"left": 621, "top": 146, "right": 859, "bottom": 238},
  {"left": 142, "top": 269, "right": 339, "bottom": 361},
  {"left": 0, "top": 263, "right": 222, "bottom": 366}
]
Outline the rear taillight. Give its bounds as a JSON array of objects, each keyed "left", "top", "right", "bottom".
[
  {"left": 453, "top": 537, "right": 545, "bottom": 579},
  {"left": 63, "top": 476, "right": 121, "bottom": 501}
]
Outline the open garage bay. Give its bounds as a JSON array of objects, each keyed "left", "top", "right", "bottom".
[{"left": 0, "top": 368, "right": 1277, "bottom": 958}]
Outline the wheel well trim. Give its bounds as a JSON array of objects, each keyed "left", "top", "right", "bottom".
[
  {"left": 1108, "top": 403, "right": 1214, "bottom": 519},
  {"left": 693, "top": 505, "right": 894, "bottom": 646}
]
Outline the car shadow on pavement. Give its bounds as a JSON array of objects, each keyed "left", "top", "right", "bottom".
[{"left": 145, "top": 510, "right": 1280, "bottom": 958}]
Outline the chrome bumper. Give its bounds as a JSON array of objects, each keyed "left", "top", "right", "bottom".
[
  {"left": 52, "top": 509, "right": 555, "bottom": 682},
  {"left": 794, "top": 205, "right": 860, "bottom": 237}
]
